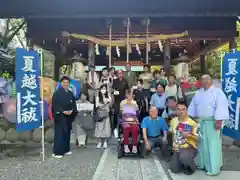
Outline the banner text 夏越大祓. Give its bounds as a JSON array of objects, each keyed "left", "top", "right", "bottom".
[
  {"left": 15, "top": 48, "right": 41, "bottom": 132},
  {"left": 222, "top": 51, "right": 240, "bottom": 139}
]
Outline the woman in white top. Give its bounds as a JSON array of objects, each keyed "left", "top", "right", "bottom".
[
  {"left": 94, "top": 84, "right": 112, "bottom": 149},
  {"left": 165, "top": 74, "right": 183, "bottom": 100}
]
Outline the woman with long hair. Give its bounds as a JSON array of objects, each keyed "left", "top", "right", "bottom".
[
  {"left": 94, "top": 84, "right": 112, "bottom": 148},
  {"left": 99, "top": 67, "right": 112, "bottom": 89}
]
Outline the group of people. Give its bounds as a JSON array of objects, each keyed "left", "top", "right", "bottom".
[{"left": 51, "top": 64, "right": 229, "bottom": 177}]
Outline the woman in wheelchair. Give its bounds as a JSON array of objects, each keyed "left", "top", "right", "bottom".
[{"left": 120, "top": 89, "right": 139, "bottom": 154}]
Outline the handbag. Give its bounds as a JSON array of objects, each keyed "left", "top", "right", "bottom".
[
  {"left": 95, "top": 107, "right": 109, "bottom": 122},
  {"left": 78, "top": 111, "right": 95, "bottom": 131}
]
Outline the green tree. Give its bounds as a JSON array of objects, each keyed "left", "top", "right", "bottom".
[
  {"left": 0, "top": 18, "right": 26, "bottom": 75},
  {"left": 0, "top": 18, "right": 26, "bottom": 49}
]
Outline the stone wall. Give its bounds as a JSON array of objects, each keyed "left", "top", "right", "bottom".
[{"left": 0, "top": 118, "right": 54, "bottom": 145}]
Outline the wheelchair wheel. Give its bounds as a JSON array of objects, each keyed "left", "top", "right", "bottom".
[
  {"left": 139, "top": 140, "right": 145, "bottom": 158},
  {"left": 117, "top": 141, "right": 123, "bottom": 159}
]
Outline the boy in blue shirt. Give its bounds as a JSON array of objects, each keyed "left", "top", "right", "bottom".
[{"left": 141, "top": 106, "right": 169, "bottom": 159}]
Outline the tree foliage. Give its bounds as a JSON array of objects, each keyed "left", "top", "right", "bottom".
[
  {"left": 191, "top": 19, "right": 240, "bottom": 78},
  {"left": 0, "top": 18, "right": 27, "bottom": 76},
  {"left": 0, "top": 18, "right": 26, "bottom": 49}
]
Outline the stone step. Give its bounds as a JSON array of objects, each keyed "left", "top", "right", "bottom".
[{"left": 92, "top": 147, "right": 168, "bottom": 180}]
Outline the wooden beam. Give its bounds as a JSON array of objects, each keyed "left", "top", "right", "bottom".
[{"left": 188, "top": 41, "right": 227, "bottom": 63}]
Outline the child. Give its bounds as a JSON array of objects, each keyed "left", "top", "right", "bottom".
[
  {"left": 120, "top": 89, "right": 139, "bottom": 153},
  {"left": 73, "top": 93, "right": 92, "bottom": 147}
]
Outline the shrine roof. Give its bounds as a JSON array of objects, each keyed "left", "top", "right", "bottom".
[{"left": 1, "top": 0, "right": 239, "bottom": 18}]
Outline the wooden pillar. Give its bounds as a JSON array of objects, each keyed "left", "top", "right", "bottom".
[
  {"left": 200, "top": 40, "right": 206, "bottom": 75},
  {"left": 54, "top": 54, "right": 61, "bottom": 81},
  {"left": 164, "top": 41, "right": 171, "bottom": 76},
  {"left": 229, "top": 38, "right": 237, "bottom": 50}
]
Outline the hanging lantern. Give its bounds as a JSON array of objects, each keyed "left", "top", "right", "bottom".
[
  {"left": 136, "top": 44, "right": 141, "bottom": 55},
  {"left": 148, "top": 44, "right": 151, "bottom": 52},
  {"left": 106, "top": 47, "right": 110, "bottom": 56},
  {"left": 116, "top": 46, "right": 120, "bottom": 57},
  {"left": 158, "top": 40, "right": 163, "bottom": 52},
  {"left": 128, "top": 45, "right": 132, "bottom": 54},
  {"left": 95, "top": 44, "right": 100, "bottom": 55}
]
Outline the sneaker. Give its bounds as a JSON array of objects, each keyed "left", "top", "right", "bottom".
[
  {"left": 114, "top": 128, "right": 118, "bottom": 138},
  {"left": 132, "top": 146, "right": 138, "bottom": 153},
  {"left": 103, "top": 141, "right": 108, "bottom": 149},
  {"left": 65, "top": 151, "right": 72, "bottom": 155},
  {"left": 97, "top": 142, "right": 102, "bottom": 149},
  {"left": 52, "top": 154, "right": 63, "bottom": 159},
  {"left": 124, "top": 145, "right": 130, "bottom": 153}
]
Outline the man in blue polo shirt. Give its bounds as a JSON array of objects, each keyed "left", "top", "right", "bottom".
[{"left": 141, "top": 106, "right": 169, "bottom": 158}]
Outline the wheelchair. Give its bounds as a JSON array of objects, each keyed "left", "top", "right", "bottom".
[{"left": 117, "top": 123, "right": 145, "bottom": 159}]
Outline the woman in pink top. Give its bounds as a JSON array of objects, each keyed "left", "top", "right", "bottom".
[{"left": 120, "top": 89, "right": 139, "bottom": 153}]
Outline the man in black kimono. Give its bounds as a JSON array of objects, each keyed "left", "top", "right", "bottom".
[
  {"left": 52, "top": 76, "right": 77, "bottom": 158},
  {"left": 112, "top": 70, "right": 129, "bottom": 137}
]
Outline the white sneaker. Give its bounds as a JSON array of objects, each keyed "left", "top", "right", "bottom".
[
  {"left": 132, "top": 146, "right": 137, "bottom": 153},
  {"left": 65, "top": 151, "right": 72, "bottom": 155},
  {"left": 103, "top": 141, "right": 108, "bottom": 149},
  {"left": 114, "top": 128, "right": 118, "bottom": 138},
  {"left": 97, "top": 142, "right": 102, "bottom": 149},
  {"left": 124, "top": 145, "right": 130, "bottom": 153},
  {"left": 52, "top": 154, "right": 63, "bottom": 159}
]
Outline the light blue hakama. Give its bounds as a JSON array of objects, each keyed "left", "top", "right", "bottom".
[
  {"left": 188, "top": 86, "right": 229, "bottom": 175},
  {"left": 196, "top": 117, "right": 222, "bottom": 175}
]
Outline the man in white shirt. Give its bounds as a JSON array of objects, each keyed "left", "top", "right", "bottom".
[{"left": 87, "top": 65, "right": 99, "bottom": 102}]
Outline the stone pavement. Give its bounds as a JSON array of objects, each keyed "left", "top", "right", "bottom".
[
  {"left": 169, "top": 170, "right": 240, "bottom": 180},
  {"left": 93, "top": 146, "right": 240, "bottom": 180},
  {"left": 92, "top": 147, "right": 168, "bottom": 180},
  {"left": 0, "top": 143, "right": 240, "bottom": 180}
]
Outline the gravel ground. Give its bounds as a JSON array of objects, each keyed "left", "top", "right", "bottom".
[{"left": 0, "top": 144, "right": 104, "bottom": 180}]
